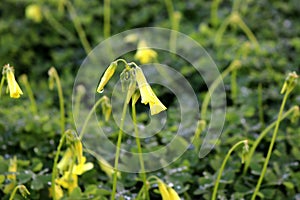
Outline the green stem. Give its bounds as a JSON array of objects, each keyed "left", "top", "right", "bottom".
[
  {"left": 51, "top": 130, "right": 68, "bottom": 200},
  {"left": 212, "top": 140, "right": 248, "bottom": 200},
  {"left": 66, "top": 0, "right": 92, "bottom": 55},
  {"left": 9, "top": 185, "right": 29, "bottom": 200},
  {"left": 258, "top": 83, "right": 264, "bottom": 128},
  {"left": 230, "top": 68, "right": 238, "bottom": 104},
  {"left": 53, "top": 70, "right": 65, "bottom": 134},
  {"left": 236, "top": 17, "right": 259, "bottom": 49},
  {"left": 251, "top": 90, "right": 292, "bottom": 200},
  {"left": 44, "top": 8, "right": 76, "bottom": 40},
  {"left": 79, "top": 97, "right": 105, "bottom": 139},
  {"left": 164, "top": 0, "right": 176, "bottom": 52},
  {"left": 111, "top": 96, "right": 129, "bottom": 200},
  {"left": 215, "top": 16, "right": 231, "bottom": 46},
  {"left": 9, "top": 185, "right": 20, "bottom": 200},
  {"left": 132, "top": 102, "right": 149, "bottom": 200},
  {"left": 232, "top": 0, "right": 241, "bottom": 12},
  {"left": 19, "top": 75, "right": 38, "bottom": 115},
  {"left": 201, "top": 60, "right": 241, "bottom": 119},
  {"left": 0, "top": 76, "right": 5, "bottom": 98},
  {"left": 104, "top": 0, "right": 111, "bottom": 39},
  {"left": 210, "top": 0, "right": 222, "bottom": 27},
  {"left": 243, "top": 106, "right": 298, "bottom": 174}
]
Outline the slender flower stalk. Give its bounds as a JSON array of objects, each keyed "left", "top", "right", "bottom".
[
  {"left": 51, "top": 130, "right": 69, "bottom": 200},
  {"left": 65, "top": 0, "right": 92, "bottom": 55},
  {"left": 0, "top": 75, "right": 5, "bottom": 97},
  {"left": 78, "top": 96, "right": 107, "bottom": 139},
  {"left": 243, "top": 105, "right": 299, "bottom": 174},
  {"left": 132, "top": 93, "right": 149, "bottom": 200},
  {"left": 104, "top": 0, "right": 111, "bottom": 39},
  {"left": 201, "top": 60, "right": 241, "bottom": 120},
  {"left": 212, "top": 140, "right": 248, "bottom": 200},
  {"left": 251, "top": 72, "right": 298, "bottom": 200},
  {"left": 111, "top": 92, "right": 129, "bottom": 200},
  {"left": 19, "top": 74, "right": 38, "bottom": 115},
  {"left": 48, "top": 67, "right": 65, "bottom": 134},
  {"left": 9, "top": 185, "right": 30, "bottom": 200}
]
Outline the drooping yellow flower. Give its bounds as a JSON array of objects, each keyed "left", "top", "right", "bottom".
[
  {"left": 135, "top": 66, "right": 166, "bottom": 115},
  {"left": 55, "top": 172, "right": 78, "bottom": 193},
  {"left": 6, "top": 69, "right": 23, "bottom": 98},
  {"left": 158, "top": 181, "right": 170, "bottom": 200},
  {"left": 57, "top": 148, "right": 73, "bottom": 174},
  {"left": 72, "top": 156, "right": 94, "bottom": 175},
  {"left": 73, "top": 139, "right": 83, "bottom": 164},
  {"left": 134, "top": 40, "right": 157, "bottom": 64},
  {"left": 97, "top": 61, "right": 117, "bottom": 93},
  {"left": 25, "top": 4, "right": 43, "bottom": 23},
  {"left": 49, "top": 184, "right": 63, "bottom": 200},
  {"left": 168, "top": 187, "right": 181, "bottom": 200}
]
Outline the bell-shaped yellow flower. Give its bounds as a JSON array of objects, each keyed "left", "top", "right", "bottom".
[
  {"left": 6, "top": 69, "right": 23, "bottom": 98},
  {"left": 168, "top": 187, "right": 181, "bottom": 200},
  {"left": 97, "top": 61, "right": 117, "bottom": 93},
  {"left": 135, "top": 66, "right": 166, "bottom": 115},
  {"left": 56, "top": 172, "right": 78, "bottom": 193},
  {"left": 158, "top": 181, "right": 170, "bottom": 200},
  {"left": 73, "top": 139, "right": 83, "bottom": 164},
  {"left": 72, "top": 156, "right": 94, "bottom": 175},
  {"left": 57, "top": 148, "right": 73, "bottom": 174},
  {"left": 134, "top": 40, "right": 157, "bottom": 64}
]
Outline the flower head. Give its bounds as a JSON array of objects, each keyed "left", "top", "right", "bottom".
[
  {"left": 158, "top": 181, "right": 170, "bottom": 200},
  {"left": 4, "top": 65, "right": 23, "bottom": 98},
  {"left": 56, "top": 172, "right": 78, "bottom": 193},
  {"left": 134, "top": 40, "right": 157, "bottom": 64},
  {"left": 135, "top": 66, "right": 166, "bottom": 115},
  {"left": 168, "top": 187, "right": 181, "bottom": 200},
  {"left": 97, "top": 61, "right": 117, "bottom": 93},
  {"left": 49, "top": 184, "right": 63, "bottom": 200},
  {"left": 72, "top": 156, "right": 94, "bottom": 175}
]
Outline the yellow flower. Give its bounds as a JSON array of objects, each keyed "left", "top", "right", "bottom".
[
  {"left": 57, "top": 148, "right": 73, "bottom": 174},
  {"left": 6, "top": 69, "right": 23, "bottom": 98},
  {"left": 134, "top": 40, "right": 157, "bottom": 64},
  {"left": 135, "top": 66, "right": 166, "bottom": 115},
  {"left": 168, "top": 187, "right": 181, "bottom": 200},
  {"left": 98, "top": 156, "right": 120, "bottom": 179},
  {"left": 158, "top": 181, "right": 170, "bottom": 200},
  {"left": 97, "top": 61, "right": 117, "bottom": 93},
  {"left": 49, "top": 184, "right": 63, "bottom": 200},
  {"left": 3, "top": 156, "right": 17, "bottom": 194},
  {"left": 72, "top": 156, "right": 94, "bottom": 175},
  {"left": 25, "top": 4, "right": 43, "bottom": 23},
  {"left": 73, "top": 139, "right": 83, "bottom": 164},
  {"left": 56, "top": 172, "right": 78, "bottom": 193}
]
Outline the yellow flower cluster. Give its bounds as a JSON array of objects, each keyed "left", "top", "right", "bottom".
[
  {"left": 3, "top": 156, "right": 17, "bottom": 194},
  {"left": 97, "top": 60, "right": 166, "bottom": 115},
  {"left": 53, "top": 139, "right": 93, "bottom": 199}
]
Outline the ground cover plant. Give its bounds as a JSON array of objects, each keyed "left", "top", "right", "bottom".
[{"left": 0, "top": 0, "right": 300, "bottom": 199}]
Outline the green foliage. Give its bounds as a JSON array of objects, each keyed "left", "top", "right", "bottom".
[{"left": 0, "top": 0, "right": 300, "bottom": 199}]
